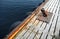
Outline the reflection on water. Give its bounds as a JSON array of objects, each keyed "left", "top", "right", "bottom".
[{"left": 0, "top": 0, "right": 44, "bottom": 38}]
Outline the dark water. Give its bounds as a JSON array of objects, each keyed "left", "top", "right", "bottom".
[{"left": 0, "top": 0, "right": 44, "bottom": 38}]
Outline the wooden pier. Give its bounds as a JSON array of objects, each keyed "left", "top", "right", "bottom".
[{"left": 6, "top": 0, "right": 60, "bottom": 39}]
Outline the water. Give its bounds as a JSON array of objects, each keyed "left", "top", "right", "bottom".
[{"left": 0, "top": 0, "right": 44, "bottom": 38}]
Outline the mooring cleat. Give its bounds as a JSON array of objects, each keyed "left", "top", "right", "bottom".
[{"left": 36, "top": 8, "right": 53, "bottom": 23}]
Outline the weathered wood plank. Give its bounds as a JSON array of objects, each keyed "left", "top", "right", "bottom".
[
  {"left": 26, "top": 21, "right": 43, "bottom": 39},
  {"left": 43, "top": 0, "right": 52, "bottom": 9},
  {"left": 15, "top": 28, "right": 28, "bottom": 39},
  {"left": 50, "top": 0, "right": 57, "bottom": 12},
  {"left": 45, "top": 0, "right": 54, "bottom": 10},
  {"left": 20, "top": 26, "right": 35, "bottom": 39},
  {"left": 48, "top": 0, "right": 56, "bottom": 12},
  {"left": 27, "top": 21, "right": 43, "bottom": 39},
  {"left": 29, "top": 16, "right": 37, "bottom": 23},
  {"left": 54, "top": 5, "right": 60, "bottom": 39},
  {"left": 50, "top": 0, "right": 58, "bottom": 13},
  {"left": 47, "top": 2, "right": 59, "bottom": 39},
  {"left": 20, "top": 20, "right": 39, "bottom": 39},
  {"left": 33, "top": 20, "right": 39, "bottom": 26},
  {"left": 38, "top": 22, "right": 47, "bottom": 39},
  {"left": 40, "top": 0, "right": 58, "bottom": 39},
  {"left": 34, "top": 22, "right": 46, "bottom": 39}
]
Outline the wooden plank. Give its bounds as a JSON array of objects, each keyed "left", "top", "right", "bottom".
[
  {"left": 43, "top": 0, "right": 51, "bottom": 9},
  {"left": 25, "top": 21, "right": 43, "bottom": 39},
  {"left": 47, "top": 3, "right": 59, "bottom": 39},
  {"left": 44, "top": 0, "right": 52, "bottom": 10},
  {"left": 54, "top": 4, "right": 60, "bottom": 39},
  {"left": 29, "top": 16, "right": 37, "bottom": 23},
  {"left": 20, "top": 26, "right": 35, "bottom": 39},
  {"left": 50, "top": 0, "right": 58, "bottom": 13},
  {"left": 20, "top": 20, "right": 39, "bottom": 39},
  {"left": 27, "top": 15, "right": 39, "bottom": 28},
  {"left": 20, "top": 28, "right": 33, "bottom": 39},
  {"left": 38, "top": 22, "right": 47, "bottom": 39},
  {"left": 44, "top": 0, "right": 53, "bottom": 9},
  {"left": 50, "top": 0, "right": 57, "bottom": 12},
  {"left": 29, "top": 11, "right": 40, "bottom": 24},
  {"left": 34, "top": 22, "right": 46, "bottom": 39},
  {"left": 27, "top": 28, "right": 38, "bottom": 39},
  {"left": 28, "top": 20, "right": 39, "bottom": 27},
  {"left": 14, "top": 28, "right": 29, "bottom": 39},
  {"left": 14, "top": 22, "right": 35, "bottom": 39},
  {"left": 47, "top": 0, "right": 54, "bottom": 10},
  {"left": 45, "top": 0, "right": 54, "bottom": 10},
  {"left": 33, "top": 20, "right": 39, "bottom": 26},
  {"left": 48, "top": 0, "right": 56, "bottom": 12},
  {"left": 54, "top": 14, "right": 60, "bottom": 39},
  {"left": 33, "top": 21, "right": 43, "bottom": 39},
  {"left": 28, "top": 16, "right": 37, "bottom": 28},
  {"left": 40, "top": 0, "right": 58, "bottom": 39}
]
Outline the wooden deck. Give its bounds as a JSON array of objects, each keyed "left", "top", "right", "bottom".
[{"left": 7, "top": 0, "right": 60, "bottom": 39}]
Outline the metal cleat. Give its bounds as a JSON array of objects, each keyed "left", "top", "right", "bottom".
[{"left": 36, "top": 8, "right": 53, "bottom": 23}]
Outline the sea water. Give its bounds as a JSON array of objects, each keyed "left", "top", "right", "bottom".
[{"left": 0, "top": 0, "right": 44, "bottom": 38}]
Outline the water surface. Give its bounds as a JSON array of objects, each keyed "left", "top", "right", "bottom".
[{"left": 0, "top": 0, "right": 44, "bottom": 38}]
